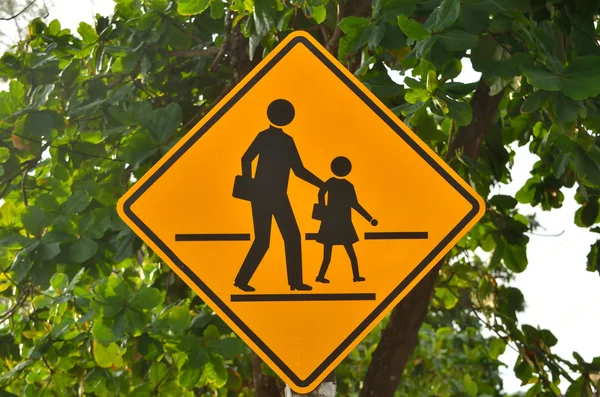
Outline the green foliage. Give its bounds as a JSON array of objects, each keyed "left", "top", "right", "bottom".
[{"left": 0, "top": 0, "right": 599, "bottom": 395}]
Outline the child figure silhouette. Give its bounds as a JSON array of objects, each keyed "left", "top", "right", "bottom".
[{"left": 315, "top": 157, "right": 377, "bottom": 284}]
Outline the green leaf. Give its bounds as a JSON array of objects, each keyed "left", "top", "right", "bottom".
[
  {"left": 169, "top": 306, "right": 191, "bottom": 334},
  {"left": 540, "top": 329, "right": 558, "bottom": 347},
  {"left": 470, "top": 35, "right": 504, "bottom": 72},
  {"left": 586, "top": 240, "right": 600, "bottom": 275},
  {"left": 437, "top": 30, "right": 477, "bottom": 51},
  {"left": 130, "top": 287, "right": 163, "bottom": 310},
  {"left": 147, "top": 0, "right": 169, "bottom": 11},
  {"left": 92, "top": 316, "right": 125, "bottom": 344},
  {"left": 407, "top": 106, "right": 447, "bottom": 141},
  {"left": 77, "top": 22, "right": 99, "bottom": 45},
  {"left": 368, "top": 24, "right": 386, "bottom": 50},
  {"left": 463, "top": 374, "right": 478, "bottom": 397},
  {"left": 138, "top": 333, "right": 164, "bottom": 359},
  {"left": 253, "top": 0, "right": 278, "bottom": 37},
  {"left": 405, "top": 89, "right": 430, "bottom": 104},
  {"left": 339, "top": 16, "right": 370, "bottom": 35},
  {"left": 489, "top": 338, "right": 506, "bottom": 360},
  {"left": 68, "top": 267, "right": 85, "bottom": 290},
  {"left": 189, "top": 347, "right": 209, "bottom": 368},
  {"left": 581, "top": 200, "right": 599, "bottom": 227},
  {"left": 522, "top": 66, "right": 561, "bottom": 91},
  {"left": 514, "top": 358, "right": 533, "bottom": 384},
  {"left": 561, "top": 56, "right": 600, "bottom": 100},
  {"left": 203, "top": 324, "right": 221, "bottom": 343},
  {"left": 179, "top": 367, "right": 202, "bottom": 388},
  {"left": 486, "top": 53, "right": 533, "bottom": 80},
  {"left": 144, "top": 103, "right": 183, "bottom": 144},
  {"left": 0, "top": 147, "right": 9, "bottom": 163},
  {"left": 446, "top": 98, "right": 472, "bottom": 126},
  {"left": 434, "top": 287, "right": 459, "bottom": 309},
  {"left": 552, "top": 92, "right": 581, "bottom": 122},
  {"left": 360, "top": 68, "right": 404, "bottom": 98},
  {"left": 9, "top": 242, "right": 39, "bottom": 282},
  {"left": 489, "top": 194, "right": 518, "bottom": 209},
  {"left": 205, "top": 354, "right": 228, "bottom": 388},
  {"left": 32, "top": 295, "right": 53, "bottom": 308},
  {"left": 47, "top": 19, "right": 61, "bottom": 35},
  {"left": 208, "top": 337, "right": 246, "bottom": 357},
  {"left": 149, "top": 362, "right": 169, "bottom": 387},
  {"left": 21, "top": 206, "right": 48, "bottom": 235},
  {"left": 397, "top": 15, "right": 429, "bottom": 40},
  {"left": 52, "top": 317, "right": 75, "bottom": 338},
  {"left": 521, "top": 90, "right": 549, "bottom": 113},
  {"left": 463, "top": 0, "right": 513, "bottom": 14},
  {"left": 177, "top": 0, "right": 211, "bottom": 15},
  {"left": 312, "top": 5, "right": 327, "bottom": 24},
  {"left": 93, "top": 342, "right": 124, "bottom": 368},
  {"left": 477, "top": 277, "right": 494, "bottom": 302},
  {"left": 572, "top": 146, "right": 600, "bottom": 187},
  {"left": 53, "top": 163, "right": 70, "bottom": 181},
  {"left": 412, "top": 35, "right": 437, "bottom": 58},
  {"left": 36, "top": 193, "right": 60, "bottom": 212},
  {"left": 444, "top": 82, "right": 478, "bottom": 96},
  {"left": 64, "top": 190, "right": 91, "bottom": 214},
  {"left": 504, "top": 243, "right": 527, "bottom": 273},
  {"left": 432, "top": 0, "right": 461, "bottom": 31},
  {"left": 441, "top": 58, "right": 461, "bottom": 80},
  {"left": 552, "top": 152, "right": 569, "bottom": 178},
  {"left": 69, "top": 238, "right": 99, "bottom": 263},
  {"left": 565, "top": 376, "right": 587, "bottom": 397},
  {"left": 50, "top": 273, "right": 69, "bottom": 292},
  {"left": 374, "top": 0, "right": 416, "bottom": 21}
]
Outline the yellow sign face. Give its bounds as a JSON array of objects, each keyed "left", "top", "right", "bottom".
[{"left": 117, "top": 31, "right": 485, "bottom": 393}]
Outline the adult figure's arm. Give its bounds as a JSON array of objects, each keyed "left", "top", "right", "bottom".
[
  {"left": 241, "top": 134, "right": 262, "bottom": 177},
  {"left": 289, "top": 139, "right": 322, "bottom": 187},
  {"left": 318, "top": 183, "right": 327, "bottom": 205}
]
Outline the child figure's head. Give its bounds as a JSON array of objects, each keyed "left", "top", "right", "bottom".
[{"left": 331, "top": 156, "right": 352, "bottom": 177}]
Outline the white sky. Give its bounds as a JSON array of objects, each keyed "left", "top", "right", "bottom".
[{"left": 1, "top": 0, "right": 599, "bottom": 394}]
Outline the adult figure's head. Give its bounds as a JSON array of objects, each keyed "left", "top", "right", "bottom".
[
  {"left": 331, "top": 156, "right": 352, "bottom": 177},
  {"left": 267, "top": 99, "right": 295, "bottom": 127}
]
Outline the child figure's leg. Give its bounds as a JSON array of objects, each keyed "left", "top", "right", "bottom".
[
  {"left": 344, "top": 244, "right": 365, "bottom": 282},
  {"left": 316, "top": 245, "right": 333, "bottom": 283}
]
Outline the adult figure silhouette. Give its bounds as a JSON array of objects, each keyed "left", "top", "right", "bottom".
[{"left": 233, "top": 99, "right": 323, "bottom": 292}]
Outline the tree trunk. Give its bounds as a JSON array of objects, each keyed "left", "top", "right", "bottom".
[
  {"left": 359, "top": 80, "right": 505, "bottom": 397},
  {"left": 253, "top": 353, "right": 284, "bottom": 397}
]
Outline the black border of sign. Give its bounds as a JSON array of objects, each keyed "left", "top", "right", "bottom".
[{"left": 123, "top": 36, "right": 481, "bottom": 387}]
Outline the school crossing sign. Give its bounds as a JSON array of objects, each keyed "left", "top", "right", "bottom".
[{"left": 117, "top": 31, "right": 485, "bottom": 393}]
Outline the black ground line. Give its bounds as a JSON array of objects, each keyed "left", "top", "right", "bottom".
[
  {"left": 175, "top": 234, "right": 251, "bottom": 241},
  {"left": 231, "top": 293, "right": 377, "bottom": 302}
]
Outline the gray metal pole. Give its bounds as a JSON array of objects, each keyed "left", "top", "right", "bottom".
[{"left": 284, "top": 374, "right": 336, "bottom": 397}]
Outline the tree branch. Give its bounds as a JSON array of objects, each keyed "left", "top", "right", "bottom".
[
  {"left": 325, "top": 1, "right": 344, "bottom": 55},
  {"left": 359, "top": 79, "right": 505, "bottom": 397},
  {"left": 210, "top": 11, "right": 233, "bottom": 72},
  {"left": 0, "top": 0, "right": 37, "bottom": 21},
  {"left": 160, "top": 48, "right": 220, "bottom": 58},
  {"left": 359, "top": 264, "right": 441, "bottom": 397}
]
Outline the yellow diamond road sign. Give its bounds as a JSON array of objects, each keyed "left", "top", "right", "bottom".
[{"left": 117, "top": 31, "right": 485, "bottom": 393}]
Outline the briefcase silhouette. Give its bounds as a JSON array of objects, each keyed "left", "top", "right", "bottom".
[
  {"left": 312, "top": 203, "right": 327, "bottom": 221},
  {"left": 233, "top": 175, "right": 255, "bottom": 201}
]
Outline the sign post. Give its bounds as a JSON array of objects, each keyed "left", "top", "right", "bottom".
[
  {"left": 118, "top": 31, "right": 485, "bottom": 394},
  {"left": 285, "top": 374, "right": 336, "bottom": 397}
]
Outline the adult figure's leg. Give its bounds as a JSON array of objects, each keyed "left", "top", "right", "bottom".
[
  {"left": 235, "top": 199, "right": 272, "bottom": 289},
  {"left": 273, "top": 196, "right": 310, "bottom": 290}
]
